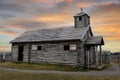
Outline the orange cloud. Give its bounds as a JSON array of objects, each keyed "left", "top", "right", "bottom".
[
  {"left": 0, "top": 46, "right": 10, "bottom": 52},
  {"left": 5, "top": 25, "right": 25, "bottom": 30},
  {"left": 91, "top": 13, "right": 120, "bottom": 25},
  {"left": 0, "top": 30, "right": 19, "bottom": 37},
  {"left": 77, "top": 2, "right": 97, "bottom": 8},
  {"left": 34, "top": 13, "right": 73, "bottom": 23},
  {"left": 90, "top": 4, "right": 120, "bottom": 42},
  {"left": 92, "top": 24, "right": 120, "bottom": 41}
]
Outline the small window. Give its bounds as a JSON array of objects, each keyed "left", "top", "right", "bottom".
[
  {"left": 79, "top": 17, "right": 82, "bottom": 21},
  {"left": 64, "top": 45, "right": 69, "bottom": 51},
  {"left": 70, "top": 44, "right": 76, "bottom": 51},
  {"left": 32, "top": 45, "right": 37, "bottom": 50},
  {"left": 38, "top": 46, "right": 42, "bottom": 50}
]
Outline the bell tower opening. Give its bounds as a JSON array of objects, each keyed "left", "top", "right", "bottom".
[{"left": 74, "top": 8, "right": 90, "bottom": 28}]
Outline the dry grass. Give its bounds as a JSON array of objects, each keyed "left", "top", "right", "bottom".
[
  {"left": 0, "top": 62, "right": 88, "bottom": 71},
  {"left": 0, "top": 70, "right": 120, "bottom": 80},
  {"left": 0, "top": 62, "right": 119, "bottom": 80},
  {"left": 0, "top": 62, "right": 111, "bottom": 71}
]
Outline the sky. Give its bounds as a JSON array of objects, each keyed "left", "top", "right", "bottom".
[{"left": 0, "top": 0, "right": 120, "bottom": 52}]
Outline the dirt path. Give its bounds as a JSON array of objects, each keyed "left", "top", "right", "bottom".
[{"left": 0, "top": 64, "right": 120, "bottom": 76}]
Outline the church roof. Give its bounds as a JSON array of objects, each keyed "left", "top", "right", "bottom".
[
  {"left": 10, "top": 26, "right": 90, "bottom": 43},
  {"left": 85, "top": 36, "right": 104, "bottom": 45}
]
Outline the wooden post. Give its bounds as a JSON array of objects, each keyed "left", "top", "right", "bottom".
[
  {"left": 28, "top": 43, "right": 31, "bottom": 63},
  {"left": 93, "top": 46, "right": 96, "bottom": 64},
  {"left": 95, "top": 46, "right": 98, "bottom": 65},
  {"left": 87, "top": 50, "right": 89, "bottom": 69},
  {"left": 99, "top": 45, "right": 102, "bottom": 65},
  {"left": 11, "top": 44, "right": 13, "bottom": 62}
]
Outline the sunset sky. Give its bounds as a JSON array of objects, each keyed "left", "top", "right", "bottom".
[{"left": 0, "top": 0, "right": 120, "bottom": 52}]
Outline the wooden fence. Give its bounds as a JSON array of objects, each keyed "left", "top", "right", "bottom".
[
  {"left": 98, "top": 51, "right": 111, "bottom": 64},
  {"left": 111, "top": 52, "right": 120, "bottom": 63},
  {"left": 0, "top": 52, "right": 11, "bottom": 62}
]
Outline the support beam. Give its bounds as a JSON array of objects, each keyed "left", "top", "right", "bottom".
[
  {"left": 85, "top": 47, "right": 87, "bottom": 66},
  {"left": 11, "top": 44, "right": 13, "bottom": 62},
  {"left": 95, "top": 46, "right": 98, "bottom": 65},
  {"left": 93, "top": 47, "right": 96, "bottom": 64},
  {"left": 87, "top": 50, "right": 89, "bottom": 69},
  {"left": 99, "top": 45, "right": 102, "bottom": 65},
  {"left": 28, "top": 43, "right": 31, "bottom": 63}
]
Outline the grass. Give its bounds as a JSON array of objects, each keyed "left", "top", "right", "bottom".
[
  {"left": 0, "top": 70, "right": 120, "bottom": 80},
  {"left": 0, "top": 62, "right": 111, "bottom": 71},
  {"left": 0, "top": 62, "right": 90, "bottom": 71}
]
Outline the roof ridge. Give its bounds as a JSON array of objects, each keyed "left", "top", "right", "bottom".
[
  {"left": 25, "top": 26, "right": 89, "bottom": 33},
  {"left": 25, "top": 26, "right": 74, "bottom": 33}
]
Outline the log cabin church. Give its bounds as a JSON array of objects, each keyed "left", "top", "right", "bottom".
[{"left": 10, "top": 10, "right": 104, "bottom": 68}]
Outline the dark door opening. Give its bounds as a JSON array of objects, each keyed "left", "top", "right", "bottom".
[
  {"left": 18, "top": 46, "right": 24, "bottom": 61},
  {"left": 84, "top": 53, "right": 87, "bottom": 66},
  {"left": 84, "top": 46, "right": 90, "bottom": 66}
]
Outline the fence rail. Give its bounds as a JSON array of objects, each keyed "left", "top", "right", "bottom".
[{"left": 0, "top": 52, "right": 11, "bottom": 62}]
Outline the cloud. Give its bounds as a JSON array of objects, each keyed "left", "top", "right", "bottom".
[
  {"left": 90, "top": 3, "right": 120, "bottom": 15},
  {"left": 0, "top": 3, "right": 24, "bottom": 11},
  {"left": 0, "top": 0, "right": 120, "bottom": 52},
  {"left": 55, "top": 0, "right": 74, "bottom": 9},
  {"left": 90, "top": 3, "right": 120, "bottom": 42},
  {"left": 31, "top": 0, "right": 49, "bottom": 3},
  {"left": 0, "top": 0, "right": 27, "bottom": 12},
  {"left": 93, "top": 25, "right": 120, "bottom": 41},
  {"left": 35, "top": 13, "right": 72, "bottom": 22},
  {"left": 0, "top": 45, "right": 10, "bottom": 52},
  {"left": 0, "top": 13, "right": 16, "bottom": 18},
  {"left": 0, "top": 20, "right": 50, "bottom": 36},
  {"left": 12, "top": 21, "right": 49, "bottom": 30},
  {"left": 0, "top": 30, "right": 19, "bottom": 36},
  {"left": 77, "top": 2, "right": 97, "bottom": 8},
  {"left": 0, "top": 46, "right": 9, "bottom": 48}
]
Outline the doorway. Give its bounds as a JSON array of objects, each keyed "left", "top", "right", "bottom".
[
  {"left": 84, "top": 46, "right": 90, "bottom": 66},
  {"left": 18, "top": 46, "right": 24, "bottom": 61}
]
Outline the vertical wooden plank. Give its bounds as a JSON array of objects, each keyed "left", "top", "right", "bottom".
[
  {"left": 11, "top": 44, "right": 13, "bottom": 62},
  {"left": 87, "top": 50, "right": 89, "bottom": 69},
  {"left": 100, "top": 45, "right": 102, "bottom": 65},
  {"left": 28, "top": 43, "right": 31, "bottom": 63},
  {"left": 95, "top": 46, "right": 98, "bottom": 65}
]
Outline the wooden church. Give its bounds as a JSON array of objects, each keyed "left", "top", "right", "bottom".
[{"left": 10, "top": 10, "right": 104, "bottom": 68}]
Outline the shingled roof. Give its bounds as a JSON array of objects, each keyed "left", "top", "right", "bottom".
[
  {"left": 85, "top": 36, "right": 104, "bottom": 45},
  {"left": 10, "top": 26, "right": 90, "bottom": 43}
]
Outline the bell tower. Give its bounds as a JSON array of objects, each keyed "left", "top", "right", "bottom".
[{"left": 74, "top": 9, "right": 90, "bottom": 28}]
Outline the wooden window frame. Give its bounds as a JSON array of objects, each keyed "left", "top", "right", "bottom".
[
  {"left": 70, "top": 44, "right": 76, "bottom": 51},
  {"left": 32, "top": 45, "right": 37, "bottom": 50}
]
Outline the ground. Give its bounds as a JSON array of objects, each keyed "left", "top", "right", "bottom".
[
  {"left": 0, "top": 64, "right": 120, "bottom": 76},
  {"left": 0, "top": 62, "right": 120, "bottom": 80}
]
